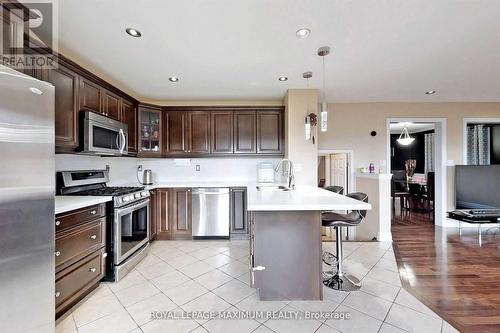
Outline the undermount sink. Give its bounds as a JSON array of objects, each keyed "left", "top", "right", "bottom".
[{"left": 256, "top": 185, "right": 290, "bottom": 191}]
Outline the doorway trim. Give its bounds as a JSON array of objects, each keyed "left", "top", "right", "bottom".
[
  {"left": 463, "top": 118, "right": 500, "bottom": 164},
  {"left": 386, "top": 118, "right": 447, "bottom": 227},
  {"left": 318, "top": 149, "right": 355, "bottom": 194}
]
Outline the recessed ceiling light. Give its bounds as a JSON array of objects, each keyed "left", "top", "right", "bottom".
[
  {"left": 125, "top": 28, "right": 141, "bottom": 37},
  {"left": 425, "top": 90, "right": 436, "bottom": 95},
  {"left": 296, "top": 28, "right": 311, "bottom": 39},
  {"left": 169, "top": 76, "right": 179, "bottom": 82},
  {"left": 278, "top": 76, "right": 288, "bottom": 81}
]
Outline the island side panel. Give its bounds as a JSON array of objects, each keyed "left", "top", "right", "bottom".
[{"left": 251, "top": 211, "right": 323, "bottom": 301}]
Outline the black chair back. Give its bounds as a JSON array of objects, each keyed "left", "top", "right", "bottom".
[
  {"left": 346, "top": 192, "right": 368, "bottom": 219},
  {"left": 391, "top": 170, "right": 407, "bottom": 194},
  {"left": 325, "top": 185, "right": 344, "bottom": 195}
]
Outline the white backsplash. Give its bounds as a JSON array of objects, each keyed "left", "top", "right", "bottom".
[
  {"left": 55, "top": 154, "right": 281, "bottom": 185},
  {"left": 138, "top": 158, "right": 281, "bottom": 183},
  {"left": 55, "top": 154, "right": 138, "bottom": 185}
]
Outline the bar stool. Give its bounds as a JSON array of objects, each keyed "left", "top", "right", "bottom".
[
  {"left": 324, "top": 185, "right": 344, "bottom": 195},
  {"left": 322, "top": 185, "right": 345, "bottom": 266},
  {"left": 321, "top": 192, "right": 368, "bottom": 291}
]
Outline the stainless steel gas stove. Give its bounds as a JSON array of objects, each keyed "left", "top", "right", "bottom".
[{"left": 57, "top": 169, "right": 150, "bottom": 281}]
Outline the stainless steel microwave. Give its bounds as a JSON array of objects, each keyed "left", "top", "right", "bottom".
[{"left": 81, "top": 111, "right": 128, "bottom": 155}]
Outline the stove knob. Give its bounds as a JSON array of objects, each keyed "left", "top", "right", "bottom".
[
  {"left": 122, "top": 196, "right": 130, "bottom": 203},
  {"left": 128, "top": 195, "right": 135, "bottom": 201},
  {"left": 134, "top": 193, "right": 141, "bottom": 199},
  {"left": 141, "top": 191, "right": 148, "bottom": 197}
]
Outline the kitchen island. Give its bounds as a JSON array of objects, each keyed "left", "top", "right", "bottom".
[{"left": 247, "top": 185, "right": 371, "bottom": 301}]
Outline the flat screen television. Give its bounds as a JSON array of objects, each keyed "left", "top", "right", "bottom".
[{"left": 455, "top": 165, "right": 500, "bottom": 209}]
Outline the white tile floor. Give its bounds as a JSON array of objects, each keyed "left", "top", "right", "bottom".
[{"left": 56, "top": 240, "right": 460, "bottom": 333}]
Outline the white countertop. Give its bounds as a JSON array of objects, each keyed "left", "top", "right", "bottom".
[
  {"left": 55, "top": 182, "right": 370, "bottom": 214},
  {"left": 55, "top": 196, "right": 112, "bottom": 215},
  {"left": 247, "top": 185, "right": 372, "bottom": 211}
]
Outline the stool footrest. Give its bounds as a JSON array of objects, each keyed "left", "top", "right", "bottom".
[{"left": 323, "top": 273, "right": 361, "bottom": 291}]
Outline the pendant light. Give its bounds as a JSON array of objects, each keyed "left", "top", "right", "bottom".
[
  {"left": 397, "top": 126, "right": 415, "bottom": 146},
  {"left": 318, "top": 46, "right": 330, "bottom": 132},
  {"left": 303, "top": 71, "right": 313, "bottom": 141}
]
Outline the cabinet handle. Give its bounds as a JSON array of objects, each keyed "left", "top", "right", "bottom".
[
  {"left": 89, "top": 234, "right": 97, "bottom": 240},
  {"left": 55, "top": 251, "right": 61, "bottom": 257},
  {"left": 55, "top": 220, "right": 61, "bottom": 226},
  {"left": 251, "top": 265, "right": 266, "bottom": 272},
  {"left": 90, "top": 210, "right": 97, "bottom": 215},
  {"left": 55, "top": 291, "right": 60, "bottom": 298},
  {"left": 89, "top": 267, "right": 96, "bottom": 273}
]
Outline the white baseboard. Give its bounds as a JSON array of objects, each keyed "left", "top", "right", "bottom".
[{"left": 377, "top": 231, "right": 392, "bottom": 242}]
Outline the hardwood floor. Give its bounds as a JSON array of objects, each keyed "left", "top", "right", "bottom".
[{"left": 392, "top": 209, "right": 500, "bottom": 333}]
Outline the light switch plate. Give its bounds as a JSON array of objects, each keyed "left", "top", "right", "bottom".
[{"left": 196, "top": 165, "right": 201, "bottom": 171}]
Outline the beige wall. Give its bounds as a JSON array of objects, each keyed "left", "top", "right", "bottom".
[
  {"left": 284, "top": 89, "right": 320, "bottom": 186},
  {"left": 319, "top": 103, "right": 500, "bottom": 169},
  {"left": 319, "top": 102, "right": 500, "bottom": 210}
]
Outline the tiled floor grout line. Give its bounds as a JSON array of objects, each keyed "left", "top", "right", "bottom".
[{"left": 64, "top": 240, "right": 449, "bottom": 333}]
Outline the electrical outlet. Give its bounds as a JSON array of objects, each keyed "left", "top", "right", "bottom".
[
  {"left": 137, "top": 165, "right": 142, "bottom": 172},
  {"left": 196, "top": 165, "right": 201, "bottom": 171}
]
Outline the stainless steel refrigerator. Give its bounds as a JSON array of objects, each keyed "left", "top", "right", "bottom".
[{"left": 0, "top": 65, "right": 55, "bottom": 332}]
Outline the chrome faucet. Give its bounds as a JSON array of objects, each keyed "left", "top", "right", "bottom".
[{"left": 275, "top": 158, "right": 295, "bottom": 190}]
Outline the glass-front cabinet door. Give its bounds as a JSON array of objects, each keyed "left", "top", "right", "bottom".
[{"left": 138, "top": 105, "right": 162, "bottom": 156}]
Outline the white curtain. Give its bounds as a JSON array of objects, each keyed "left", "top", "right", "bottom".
[
  {"left": 424, "top": 133, "right": 434, "bottom": 174},
  {"left": 467, "top": 125, "right": 491, "bottom": 165}
]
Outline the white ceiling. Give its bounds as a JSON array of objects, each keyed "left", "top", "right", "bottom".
[
  {"left": 390, "top": 122, "right": 435, "bottom": 134},
  {"left": 57, "top": 0, "right": 500, "bottom": 102}
]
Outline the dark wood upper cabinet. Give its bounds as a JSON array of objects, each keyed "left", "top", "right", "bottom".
[
  {"left": 101, "top": 90, "right": 121, "bottom": 120},
  {"left": 48, "top": 66, "right": 79, "bottom": 153},
  {"left": 233, "top": 111, "right": 257, "bottom": 154},
  {"left": 211, "top": 112, "right": 233, "bottom": 154},
  {"left": 257, "top": 111, "right": 283, "bottom": 154},
  {"left": 138, "top": 105, "right": 162, "bottom": 156},
  {"left": 78, "top": 77, "right": 101, "bottom": 113},
  {"left": 121, "top": 99, "right": 137, "bottom": 155},
  {"left": 187, "top": 112, "right": 210, "bottom": 154},
  {"left": 164, "top": 111, "right": 210, "bottom": 155},
  {"left": 164, "top": 111, "right": 187, "bottom": 154}
]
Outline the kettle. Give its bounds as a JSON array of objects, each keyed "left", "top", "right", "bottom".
[{"left": 142, "top": 169, "right": 153, "bottom": 185}]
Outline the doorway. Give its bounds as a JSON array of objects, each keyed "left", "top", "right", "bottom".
[
  {"left": 317, "top": 150, "right": 353, "bottom": 193},
  {"left": 318, "top": 150, "right": 354, "bottom": 240},
  {"left": 389, "top": 122, "right": 436, "bottom": 225},
  {"left": 386, "top": 118, "right": 447, "bottom": 227}
]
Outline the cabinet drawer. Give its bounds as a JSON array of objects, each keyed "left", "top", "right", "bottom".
[
  {"left": 56, "top": 218, "right": 106, "bottom": 270},
  {"left": 55, "top": 249, "right": 105, "bottom": 315},
  {"left": 55, "top": 203, "right": 106, "bottom": 232}
]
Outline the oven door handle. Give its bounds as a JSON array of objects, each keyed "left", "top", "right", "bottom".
[{"left": 115, "top": 198, "right": 149, "bottom": 216}]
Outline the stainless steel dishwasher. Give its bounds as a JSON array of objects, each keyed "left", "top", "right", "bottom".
[{"left": 192, "top": 188, "right": 230, "bottom": 238}]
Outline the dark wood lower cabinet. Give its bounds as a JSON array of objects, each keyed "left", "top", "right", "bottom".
[
  {"left": 169, "top": 188, "right": 192, "bottom": 239},
  {"left": 150, "top": 188, "right": 192, "bottom": 240},
  {"left": 230, "top": 188, "right": 249, "bottom": 238},
  {"left": 55, "top": 248, "right": 105, "bottom": 318},
  {"left": 55, "top": 203, "right": 107, "bottom": 318},
  {"left": 154, "top": 189, "right": 171, "bottom": 239}
]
